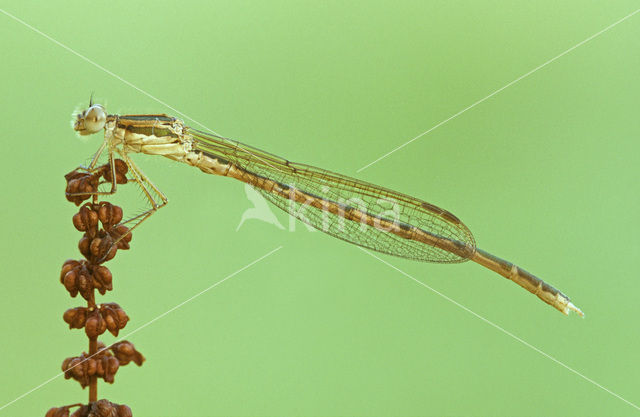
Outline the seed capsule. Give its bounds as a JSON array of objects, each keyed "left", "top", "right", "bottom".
[
  {"left": 98, "top": 202, "right": 124, "bottom": 229},
  {"left": 45, "top": 406, "right": 70, "bottom": 417},
  {"left": 103, "top": 159, "right": 129, "bottom": 185},
  {"left": 110, "top": 340, "right": 145, "bottom": 366},
  {"left": 63, "top": 307, "right": 88, "bottom": 329},
  {"left": 85, "top": 310, "right": 107, "bottom": 338},
  {"left": 72, "top": 205, "right": 99, "bottom": 236},
  {"left": 93, "top": 265, "right": 113, "bottom": 294}
]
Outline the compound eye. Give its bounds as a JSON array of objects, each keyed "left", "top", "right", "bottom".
[{"left": 82, "top": 105, "right": 107, "bottom": 134}]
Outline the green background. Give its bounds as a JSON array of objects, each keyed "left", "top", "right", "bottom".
[{"left": 1, "top": 1, "right": 639, "bottom": 416}]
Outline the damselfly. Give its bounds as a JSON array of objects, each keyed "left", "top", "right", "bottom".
[{"left": 70, "top": 102, "right": 583, "bottom": 316}]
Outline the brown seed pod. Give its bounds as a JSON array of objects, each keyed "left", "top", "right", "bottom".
[
  {"left": 62, "top": 355, "right": 91, "bottom": 388},
  {"left": 95, "top": 356, "right": 105, "bottom": 377},
  {"left": 108, "top": 225, "right": 132, "bottom": 251},
  {"left": 72, "top": 205, "right": 100, "bottom": 238},
  {"left": 99, "top": 303, "right": 129, "bottom": 336},
  {"left": 64, "top": 182, "right": 91, "bottom": 206},
  {"left": 60, "top": 259, "right": 81, "bottom": 280},
  {"left": 76, "top": 273, "right": 94, "bottom": 300},
  {"left": 60, "top": 260, "right": 82, "bottom": 296},
  {"left": 92, "top": 265, "right": 113, "bottom": 294},
  {"left": 115, "top": 309, "right": 129, "bottom": 329},
  {"left": 102, "top": 356, "right": 120, "bottom": 384},
  {"left": 103, "top": 159, "right": 129, "bottom": 185},
  {"left": 77, "top": 236, "right": 92, "bottom": 259},
  {"left": 62, "top": 269, "right": 79, "bottom": 297},
  {"left": 85, "top": 310, "right": 107, "bottom": 338},
  {"left": 64, "top": 170, "right": 101, "bottom": 206},
  {"left": 61, "top": 357, "right": 72, "bottom": 375},
  {"left": 85, "top": 357, "right": 97, "bottom": 377},
  {"left": 89, "top": 236, "right": 106, "bottom": 257},
  {"left": 45, "top": 406, "right": 70, "bottom": 417},
  {"left": 69, "top": 358, "right": 86, "bottom": 382},
  {"left": 102, "top": 312, "right": 117, "bottom": 336},
  {"left": 92, "top": 399, "right": 119, "bottom": 417},
  {"left": 63, "top": 307, "right": 88, "bottom": 329},
  {"left": 61, "top": 260, "right": 93, "bottom": 298},
  {"left": 65, "top": 169, "right": 93, "bottom": 183},
  {"left": 88, "top": 233, "right": 117, "bottom": 263},
  {"left": 110, "top": 341, "right": 145, "bottom": 366},
  {"left": 117, "top": 404, "right": 132, "bottom": 417},
  {"left": 97, "top": 202, "right": 123, "bottom": 230}
]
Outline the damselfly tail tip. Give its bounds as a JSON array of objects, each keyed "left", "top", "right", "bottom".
[{"left": 567, "top": 301, "right": 584, "bottom": 318}]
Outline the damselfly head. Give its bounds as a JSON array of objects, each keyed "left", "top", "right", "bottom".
[{"left": 74, "top": 104, "right": 106, "bottom": 135}]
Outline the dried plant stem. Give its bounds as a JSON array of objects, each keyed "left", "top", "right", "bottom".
[
  {"left": 88, "top": 338, "right": 98, "bottom": 402},
  {"left": 88, "top": 291, "right": 98, "bottom": 403}
]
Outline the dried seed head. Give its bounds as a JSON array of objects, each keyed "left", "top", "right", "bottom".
[
  {"left": 60, "top": 260, "right": 115, "bottom": 300},
  {"left": 78, "top": 236, "right": 92, "bottom": 259},
  {"left": 62, "top": 355, "right": 91, "bottom": 388},
  {"left": 62, "top": 350, "right": 121, "bottom": 388},
  {"left": 72, "top": 205, "right": 100, "bottom": 238},
  {"left": 102, "top": 356, "right": 120, "bottom": 384},
  {"left": 63, "top": 167, "right": 142, "bottom": 408},
  {"left": 109, "top": 225, "right": 132, "bottom": 250},
  {"left": 45, "top": 406, "right": 70, "bottom": 417},
  {"left": 103, "top": 159, "right": 129, "bottom": 185},
  {"left": 98, "top": 303, "right": 129, "bottom": 337},
  {"left": 76, "top": 273, "right": 93, "bottom": 299},
  {"left": 62, "top": 269, "right": 79, "bottom": 297},
  {"left": 97, "top": 202, "right": 123, "bottom": 230},
  {"left": 110, "top": 341, "right": 145, "bottom": 366},
  {"left": 61, "top": 260, "right": 90, "bottom": 298},
  {"left": 60, "top": 260, "right": 81, "bottom": 282},
  {"left": 116, "top": 404, "right": 132, "bottom": 417},
  {"left": 85, "top": 357, "right": 97, "bottom": 376},
  {"left": 63, "top": 307, "right": 89, "bottom": 329},
  {"left": 92, "top": 399, "right": 116, "bottom": 417},
  {"left": 85, "top": 310, "right": 107, "bottom": 338},
  {"left": 115, "top": 309, "right": 129, "bottom": 327},
  {"left": 95, "top": 356, "right": 105, "bottom": 376},
  {"left": 85, "top": 232, "right": 117, "bottom": 263},
  {"left": 88, "top": 399, "right": 128, "bottom": 417},
  {"left": 92, "top": 265, "right": 113, "bottom": 294},
  {"left": 71, "top": 359, "right": 86, "bottom": 381},
  {"left": 102, "top": 312, "right": 117, "bottom": 336},
  {"left": 64, "top": 171, "right": 101, "bottom": 206},
  {"left": 89, "top": 236, "right": 107, "bottom": 257}
]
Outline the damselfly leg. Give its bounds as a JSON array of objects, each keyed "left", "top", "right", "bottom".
[{"left": 113, "top": 149, "right": 168, "bottom": 233}]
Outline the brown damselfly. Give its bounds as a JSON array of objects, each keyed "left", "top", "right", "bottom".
[{"left": 70, "top": 103, "right": 583, "bottom": 316}]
